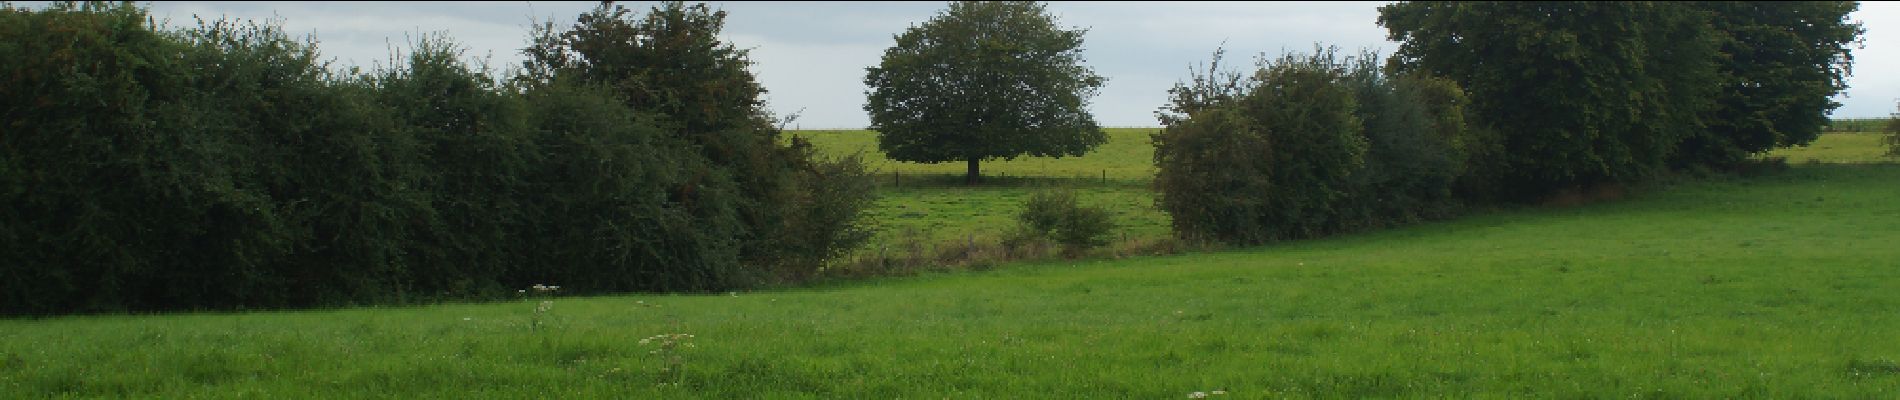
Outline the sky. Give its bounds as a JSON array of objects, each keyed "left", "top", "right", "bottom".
[{"left": 51, "top": 1, "right": 1900, "bottom": 128}]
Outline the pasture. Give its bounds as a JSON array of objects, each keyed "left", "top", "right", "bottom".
[
  {"left": 800, "top": 128, "right": 1170, "bottom": 248},
  {"left": 3, "top": 133, "right": 1897, "bottom": 398}
]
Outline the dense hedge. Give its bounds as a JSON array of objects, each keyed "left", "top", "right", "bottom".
[
  {"left": 0, "top": 2, "right": 874, "bottom": 315},
  {"left": 1159, "top": 1, "right": 1864, "bottom": 245},
  {"left": 1153, "top": 47, "right": 1474, "bottom": 244}
]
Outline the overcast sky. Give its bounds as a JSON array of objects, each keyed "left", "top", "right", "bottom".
[{"left": 80, "top": 2, "right": 1900, "bottom": 128}]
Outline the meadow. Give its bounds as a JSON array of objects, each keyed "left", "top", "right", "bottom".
[
  {"left": 798, "top": 128, "right": 1169, "bottom": 249},
  {"left": 3, "top": 132, "right": 1897, "bottom": 398},
  {"left": 1767, "top": 131, "right": 1893, "bottom": 164}
]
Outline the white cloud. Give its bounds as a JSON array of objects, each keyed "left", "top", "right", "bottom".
[{"left": 1837, "top": 1, "right": 1900, "bottom": 118}]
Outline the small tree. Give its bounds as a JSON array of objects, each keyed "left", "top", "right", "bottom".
[
  {"left": 1152, "top": 47, "right": 1368, "bottom": 244},
  {"left": 864, "top": 1, "right": 1106, "bottom": 185},
  {"left": 522, "top": 1, "right": 877, "bottom": 282}
]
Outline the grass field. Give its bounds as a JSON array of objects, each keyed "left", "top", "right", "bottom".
[
  {"left": 1766, "top": 132, "right": 1894, "bottom": 164},
  {"left": 4, "top": 134, "right": 1899, "bottom": 398},
  {"left": 799, "top": 128, "right": 1170, "bottom": 247}
]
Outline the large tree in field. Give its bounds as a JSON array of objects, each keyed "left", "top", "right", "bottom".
[
  {"left": 1673, "top": 1, "right": 1862, "bottom": 168},
  {"left": 1380, "top": 1, "right": 1720, "bottom": 200},
  {"left": 864, "top": 1, "right": 1106, "bottom": 185}
]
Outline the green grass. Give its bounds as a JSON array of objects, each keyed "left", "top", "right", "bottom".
[
  {"left": 794, "top": 128, "right": 1160, "bottom": 183},
  {"left": 801, "top": 128, "right": 1170, "bottom": 248},
  {"left": 1765, "top": 132, "right": 1895, "bottom": 164},
  {"left": 6, "top": 163, "right": 1900, "bottom": 398},
  {"left": 7, "top": 133, "right": 1899, "bottom": 398},
  {"left": 1821, "top": 118, "right": 1891, "bottom": 133}
]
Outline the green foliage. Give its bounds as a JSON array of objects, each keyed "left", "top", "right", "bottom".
[
  {"left": 514, "top": 82, "right": 749, "bottom": 292},
  {"left": 0, "top": 2, "right": 430, "bottom": 312},
  {"left": 1335, "top": 53, "right": 1473, "bottom": 229},
  {"left": 1153, "top": 46, "right": 1480, "bottom": 245},
  {"left": 1674, "top": 1, "right": 1864, "bottom": 168},
  {"left": 1152, "top": 47, "right": 1369, "bottom": 244},
  {"left": 1016, "top": 190, "right": 1115, "bottom": 256},
  {"left": 2, "top": 2, "right": 229, "bottom": 313},
  {"left": 524, "top": 1, "right": 874, "bottom": 279},
  {"left": 8, "top": 164, "right": 1900, "bottom": 398},
  {"left": 864, "top": 1, "right": 1106, "bottom": 184},
  {"left": 769, "top": 143, "right": 879, "bottom": 281},
  {"left": 1380, "top": 1, "right": 1722, "bottom": 199},
  {"left": 520, "top": 1, "right": 769, "bottom": 136},
  {"left": 1, "top": 2, "right": 876, "bottom": 315},
  {"left": 366, "top": 34, "right": 533, "bottom": 299},
  {"left": 170, "top": 16, "right": 429, "bottom": 307}
]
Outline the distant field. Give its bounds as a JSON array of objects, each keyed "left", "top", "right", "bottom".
[
  {"left": 1820, "top": 118, "right": 1889, "bottom": 133},
  {"left": 1765, "top": 132, "right": 1894, "bottom": 164},
  {"left": 799, "top": 128, "right": 1170, "bottom": 248},
  {"left": 793, "top": 128, "right": 1161, "bottom": 184},
  {"left": 6, "top": 163, "right": 1898, "bottom": 398},
  {"left": 816, "top": 129, "right": 1896, "bottom": 249}
]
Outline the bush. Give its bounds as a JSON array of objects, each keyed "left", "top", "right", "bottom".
[
  {"left": 1017, "top": 190, "right": 1115, "bottom": 256},
  {"left": 1153, "top": 46, "right": 1367, "bottom": 244},
  {"left": 522, "top": 1, "right": 875, "bottom": 284},
  {"left": 1154, "top": 46, "right": 1477, "bottom": 245},
  {"left": 1334, "top": 53, "right": 1472, "bottom": 229},
  {"left": 0, "top": 3, "right": 876, "bottom": 315},
  {"left": 366, "top": 33, "right": 533, "bottom": 300},
  {"left": 767, "top": 140, "right": 879, "bottom": 281}
]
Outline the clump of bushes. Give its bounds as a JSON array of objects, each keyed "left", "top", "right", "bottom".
[
  {"left": 0, "top": 2, "right": 875, "bottom": 315},
  {"left": 1152, "top": 46, "right": 1475, "bottom": 245},
  {"left": 1013, "top": 190, "right": 1115, "bottom": 257}
]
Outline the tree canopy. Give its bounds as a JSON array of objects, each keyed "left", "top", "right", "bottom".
[
  {"left": 864, "top": 1, "right": 1106, "bottom": 184},
  {"left": 1675, "top": 1, "right": 1863, "bottom": 168},
  {"left": 1380, "top": 1, "right": 1722, "bottom": 199},
  {"left": 1, "top": 1, "right": 876, "bottom": 315}
]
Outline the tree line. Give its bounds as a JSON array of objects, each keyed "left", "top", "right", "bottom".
[
  {"left": 0, "top": 1, "right": 1873, "bottom": 314},
  {"left": 1152, "top": 1, "right": 1864, "bottom": 244},
  {"left": 1, "top": 2, "right": 875, "bottom": 315}
]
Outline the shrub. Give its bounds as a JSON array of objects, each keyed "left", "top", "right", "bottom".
[
  {"left": 1154, "top": 46, "right": 1478, "bottom": 245},
  {"left": 1153, "top": 46, "right": 1367, "bottom": 244},
  {"left": 522, "top": 1, "right": 875, "bottom": 283},
  {"left": 1, "top": 2, "right": 877, "bottom": 315},
  {"left": 768, "top": 140, "right": 879, "bottom": 281},
  {"left": 1335, "top": 52, "right": 1472, "bottom": 229},
  {"left": 1017, "top": 190, "right": 1115, "bottom": 256},
  {"left": 1381, "top": 1, "right": 1722, "bottom": 199}
]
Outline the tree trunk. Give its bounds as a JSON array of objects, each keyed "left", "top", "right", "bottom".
[{"left": 965, "top": 157, "right": 981, "bottom": 185}]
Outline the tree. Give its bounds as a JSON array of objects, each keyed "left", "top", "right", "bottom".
[
  {"left": 523, "top": 1, "right": 876, "bottom": 281},
  {"left": 1380, "top": 1, "right": 1721, "bottom": 200},
  {"left": 1152, "top": 47, "right": 1369, "bottom": 244},
  {"left": 864, "top": 1, "right": 1106, "bottom": 185},
  {"left": 1675, "top": 1, "right": 1863, "bottom": 168}
]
